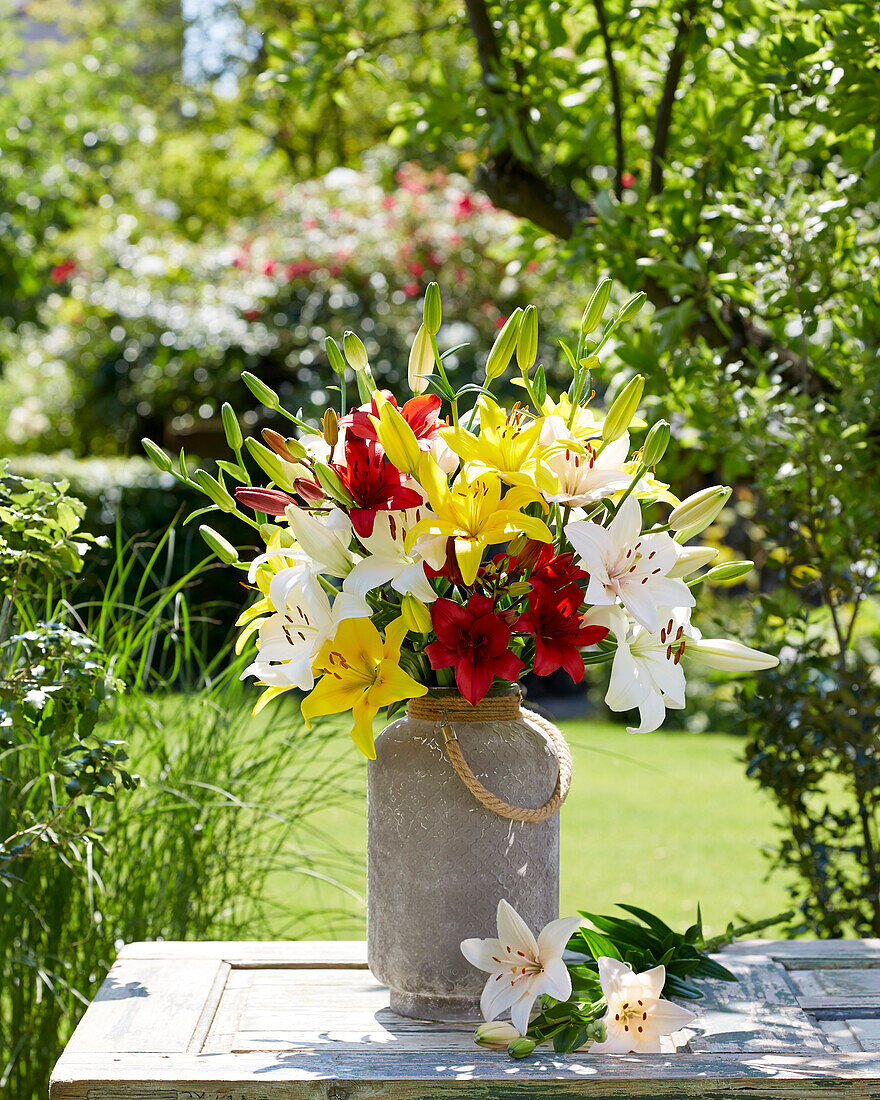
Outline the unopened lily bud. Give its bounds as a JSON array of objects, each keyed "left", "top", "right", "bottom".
[
  {"left": 581, "top": 277, "right": 612, "bottom": 334},
  {"left": 641, "top": 420, "right": 670, "bottom": 467},
  {"left": 221, "top": 402, "right": 243, "bottom": 451},
  {"left": 670, "top": 486, "right": 731, "bottom": 538},
  {"left": 516, "top": 304, "right": 538, "bottom": 371},
  {"left": 507, "top": 581, "right": 532, "bottom": 597},
  {"left": 511, "top": 537, "right": 545, "bottom": 572},
  {"left": 235, "top": 486, "right": 296, "bottom": 517},
  {"left": 294, "top": 476, "right": 325, "bottom": 504},
  {"left": 474, "top": 1022, "right": 521, "bottom": 1049},
  {"left": 667, "top": 545, "right": 718, "bottom": 578},
  {"left": 355, "top": 363, "right": 377, "bottom": 403},
  {"left": 423, "top": 281, "right": 442, "bottom": 335},
  {"left": 603, "top": 375, "right": 645, "bottom": 442},
  {"left": 313, "top": 460, "right": 355, "bottom": 506},
  {"left": 342, "top": 330, "right": 369, "bottom": 372},
  {"left": 617, "top": 290, "right": 647, "bottom": 323},
  {"left": 325, "top": 335, "right": 346, "bottom": 375},
  {"left": 408, "top": 324, "right": 434, "bottom": 395},
  {"left": 485, "top": 308, "right": 523, "bottom": 383},
  {"left": 686, "top": 638, "right": 779, "bottom": 672},
  {"left": 245, "top": 437, "right": 297, "bottom": 491},
  {"left": 507, "top": 1037, "right": 537, "bottom": 1059},
  {"left": 575, "top": 1019, "right": 608, "bottom": 1049},
  {"left": 199, "top": 525, "right": 238, "bottom": 565},
  {"left": 401, "top": 594, "right": 433, "bottom": 634},
  {"left": 322, "top": 409, "right": 339, "bottom": 447},
  {"left": 142, "top": 438, "right": 173, "bottom": 473},
  {"left": 262, "top": 428, "right": 304, "bottom": 464},
  {"left": 371, "top": 402, "right": 420, "bottom": 475},
  {"left": 703, "top": 559, "right": 754, "bottom": 584},
  {"left": 241, "top": 371, "right": 280, "bottom": 410},
  {"left": 194, "top": 469, "right": 237, "bottom": 512}
]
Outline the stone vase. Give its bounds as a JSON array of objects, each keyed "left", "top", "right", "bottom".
[{"left": 366, "top": 688, "right": 560, "bottom": 1022}]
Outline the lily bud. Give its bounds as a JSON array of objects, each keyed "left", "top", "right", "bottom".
[
  {"left": 235, "top": 486, "right": 296, "bottom": 517},
  {"left": 313, "top": 460, "right": 356, "bottom": 506},
  {"left": 221, "top": 402, "right": 243, "bottom": 451},
  {"left": 686, "top": 638, "right": 779, "bottom": 672},
  {"left": 245, "top": 437, "right": 297, "bottom": 491},
  {"left": 199, "top": 524, "right": 238, "bottom": 565},
  {"left": 423, "top": 281, "right": 442, "bottom": 335},
  {"left": 241, "top": 371, "right": 280, "bottom": 410},
  {"left": 325, "top": 335, "right": 346, "bottom": 375},
  {"left": 617, "top": 290, "right": 647, "bottom": 323},
  {"left": 667, "top": 545, "right": 718, "bottom": 578},
  {"left": 355, "top": 363, "right": 377, "bottom": 403},
  {"left": 485, "top": 308, "right": 523, "bottom": 383},
  {"left": 262, "top": 428, "right": 304, "bottom": 464},
  {"left": 194, "top": 469, "right": 237, "bottom": 512},
  {"left": 142, "top": 438, "right": 173, "bottom": 473},
  {"left": 408, "top": 324, "right": 434, "bottom": 395},
  {"left": 516, "top": 304, "right": 538, "bottom": 371},
  {"left": 401, "top": 594, "right": 432, "bottom": 634},
  {"left": 294, "top": 476, "right": 325, "bottom": 504},
  {"left": 581, "top": 277, "right": 612, "bottom": 334},
  {"left": 576, "top": 1019, "right": 608, "bottom": 1049},
  {"left": 602, "top": 375, "right": 645, "bottom": 442},
  {"left": 669, "top": 486, "right": 731, "bottom": 538},
  {"left": 342, "top": 330, "right": 369, "bottom": 372},
  {"left": 322, "top": 409, "right": 339, "bottom": 447},
  {"left": 507, "top": 1037, "right": 537, "bottom": 1059},
  {"left": 507, "top": 581, "right": 532, "bottom": 597},
  {"left": 703, "top": 559, "right": 754, "bottom": 584},
  {"left": 371, "top": 402, "right": 420, "bottom": 475},
  {"left": 641, "top": 420, "right": 670, "bottom": 467},
  {"left": 474, "top": 1022, "right": 521, "bottom": 1049}
]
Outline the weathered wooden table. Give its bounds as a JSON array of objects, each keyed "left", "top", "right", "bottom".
[{"left": 50, "top": 939, "right": 880, "bottom": 1099}]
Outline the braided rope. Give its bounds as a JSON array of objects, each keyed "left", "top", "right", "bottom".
[{"left": 406, "top": 694, "right": 572, "bottom": 822}]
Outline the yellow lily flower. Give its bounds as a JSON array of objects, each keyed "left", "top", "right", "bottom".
[
  {"left": 405, "top": 456, "right": 552, "bottom": 585},
  {"left": 541, "top": 394, "right": 648, "bottom": 442},
  {"left": 440, "top": 397, "right": 558, "bottom": 494},
  {"left": 615, "top": 461, "right": 680, "bottom": 506},
  {"left": 301, "top": 617, "right": 426, "bottom": 759}
]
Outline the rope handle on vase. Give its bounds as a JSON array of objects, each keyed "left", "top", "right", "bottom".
[{"left": 438, "top": 707, "right": 573, "bottom": 823}]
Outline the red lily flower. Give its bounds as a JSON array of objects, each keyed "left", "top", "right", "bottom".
[
  {"left": 332, "top": 436, "right": 423, "bottom": 538},
  {"left": 514, "top": 583, "right": 608, "bottom": 683},
  {"left": 425, "top": 594, "right": 524, "bottom": 706},
  {"left": 506, "top": 542, "right": 588, "bottom": 608},
  {"left": 235, "top": 486, "right": 296, "bottom": 516},
  {"left": 341, "top": 391, "right": 444, "bottom": 450}
]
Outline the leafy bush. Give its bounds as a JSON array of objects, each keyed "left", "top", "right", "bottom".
[{"left": 0, "top": 161, "right": 580, "bottom": 457}]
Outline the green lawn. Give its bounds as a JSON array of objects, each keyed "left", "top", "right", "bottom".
[{"left": 268, "top": 717, "right": 794, "bottom": 940}]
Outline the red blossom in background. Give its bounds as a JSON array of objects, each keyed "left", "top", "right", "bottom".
[
  {"left": 50, "top": 260, "right": 77, "bottom": 284},
  {"left": 331, "top": 436, "right": 423, "bottom": 538},
  {"left": 426, "top": 594, "right": 524, "bottom": 705},
  {"left": 342, "top": 392, "right": 444, "bottom": 451},
  {"left": 514, "top": 585, "right": 608, "bottom": 683}
]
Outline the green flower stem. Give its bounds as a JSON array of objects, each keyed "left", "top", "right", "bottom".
[
  {"left": 430, "top": 332, "right": 458, "bottom": 426},
  {"left": 613, "top": 462, "right": 648, "bottom": 512}
]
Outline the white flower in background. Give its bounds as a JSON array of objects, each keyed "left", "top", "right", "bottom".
[
  {"left": 587, "top": 957, "right": 695, "bottom": 1054},
  {"left": 241, "top": 565, "right": 367, "bottom": 693},
  {"left": 461, "top": 900, "right": 582, "bottom": 1036},
  {"left": 285, "top": 505, "right": 354, "bottom": 578},
  {"left": 344, "top": 506, "right": 444, "bottom": 604},
  {"left": 566, "top": 496, "right": 694, "bottom": 632},
  {"left": 586, "top": 606, "right": 779, "bottom": 734},
  {"left": 541, "top": 421, "right": 632, "bottom": 507}
]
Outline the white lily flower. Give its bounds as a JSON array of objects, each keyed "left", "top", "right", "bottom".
[
  {"left": 461, "top": 899, "right": 582, "bottom": 1036},
  {"left": 588, "top": 956, "right": 695, "bottom": 1054},
  {"left": 344, "top": 505, "right": 443, "bottom": 604},
  {"left": 241, "top": 568, "right": 367, "bottom": 693},
  {"left": 541, "top": 423, "right": 632, "bottom": 508},
  {"left": 566, "top": 496, "right": 694, "bottom": 632},
  {"left": 285, "top": 505, "right": 354, "bottom": 578}
]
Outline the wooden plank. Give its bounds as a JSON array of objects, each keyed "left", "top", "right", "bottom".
[
  {"left": 48, "top": 1049, "right": 880, "bottom": 1099},
  {"left": 798, "top": 996, "right": 880, "bottom": 1017},
  {"left": 117, "top": 940, "right": 368, "bottom": 968},
  {"left": 200, "top": 966, "right": 254, "bottom": 1055},
  {"left": 848, "top": 1020, "right": 880, "bottom": 1053},
  {"left": 685, "top": 956, "right": 832, "bottom": 1053},
  {"left": 721, "top": 940, "right": 880, "bottom": 968},
  {"left": 61, "top": 958, "right": 228, "bottom": 1056},
  {"left": 792, "top": 969, "right": 880, "bottom": 998},
  {"left": 818, "top": 1019, "right": 862, "bottom": 1053}
]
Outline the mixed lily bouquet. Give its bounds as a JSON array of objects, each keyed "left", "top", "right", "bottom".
[{"left": 144, "top": 280, "right": 777, "bottom": 756}]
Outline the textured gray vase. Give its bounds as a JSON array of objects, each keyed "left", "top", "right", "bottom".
[{"left": 366, "top": 688, "right": 560, "bottom": 1022}]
